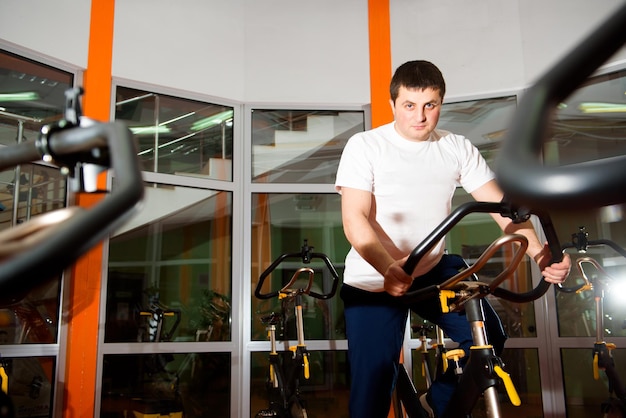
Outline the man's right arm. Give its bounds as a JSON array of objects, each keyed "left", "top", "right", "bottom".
[{"left": 340, "top": 186, "right": 413, "bottom": 295}]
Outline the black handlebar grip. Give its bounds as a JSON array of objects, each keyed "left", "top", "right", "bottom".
[{"left": 496, "top": 3, "right": 626, "bottom": 210}]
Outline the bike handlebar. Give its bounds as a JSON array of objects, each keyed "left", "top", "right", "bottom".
[
  {"left": 495, "top": 3, "right": 626, "bottom": 210},
  {"left": 0, "top": 113, "right": 144, "bottom": 303},
  {"left": 557, "top": 228, "right": 626, "bottom": 293},
  {"left": 255, "top": 240, "right": 340, "bottom": 300},
  {"left": 400, "top": 200, "right": 562, "bottom": 304}
]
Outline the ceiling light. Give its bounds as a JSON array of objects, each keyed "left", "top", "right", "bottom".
[
  {"left": 0, "top": 92, "right": 40, "bottom": 101},
  {"left": 130, "top": 126, "right": 171, "bottom": 135},
  {"left": 191, "top": 110, "right": 234, "bottom": 131},
  {"left": 579, "top": 102, "right": 626, "bottom": 113},
  {"left": 161, "top": 111, "right": 196, "bottom": 125}
]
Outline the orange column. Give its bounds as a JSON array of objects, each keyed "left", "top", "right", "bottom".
[
  {"left": 63, "top": 0, "right": 115, "bottom": 416},
  {"left": 368, "top": 1, "right": 400, "bottom": 417},
  {"left": 368, "top": 0, "right": 393, "bottom": 128}
]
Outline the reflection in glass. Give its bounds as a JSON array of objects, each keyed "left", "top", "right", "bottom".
[
  {"left": 251, "top": 109, "right": 364, "bottom": 183},
  {"left": 438, "top": 95, "right": 517, "bottom": 166},
  {"left": 557, "top": 243, "right": 626, "bottom": 338},
  {"left": 562, "top": 348, "right": 626, "bottom": 418},
  {"left": 250, "top": 193, "right": 348, "bottom": 342},
  {"left": 106, "top": 184, "right": 232, "bottom": 343},
  {"left": 101, "top": 352, "right": 230, "bottom": 418},
  {"left": 0, "top": 163, "right": 66, "bottom": 343},
  {"left": 115, "top": 86, "right": 233, "bottom": 181},
  {"left": 0, "top": 164, "right": 67, "bottom": 232},
  {"left": 250, "top": 350, "right": 350, "bottom": 418},
  {"left": 550, "top": 69, "right": 626, "bottom": 166},
  {"left": 0, "top": 356, "right": 55, "bottom": 417},
  {"left": 0, "top": 49, "right": 74, "bottom": 147}
]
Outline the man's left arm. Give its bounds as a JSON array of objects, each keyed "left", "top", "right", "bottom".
[{"left": 470, "top": 179, "right": 571, "bottom": 284}]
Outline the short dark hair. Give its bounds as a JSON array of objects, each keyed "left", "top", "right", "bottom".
[{"left": 389, "top": 60, "right": 446, "bottom": 102}]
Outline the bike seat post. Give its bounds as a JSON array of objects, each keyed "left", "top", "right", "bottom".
[
  {"left": 268, "top": 324, "right": 277, "bottom": 356},
  {"left": 466, "top": 297, "right": 503, "bottom": 418},
  {"left": 595, "top": 290, "right": 604, "bottom": 343},
  {"left": 465, "top": 297, "right": 488, "bottom": 347},
  {"left": 295, "top": 292, "right": 306, "bottom": 347}
]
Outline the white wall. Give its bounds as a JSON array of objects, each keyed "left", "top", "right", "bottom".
[
  {"left": 517, "top": 0, "right": 626, "bottom": 84},
  {"left": 390, "top": 0, "right": 626, "bottom": 100},
  {"left": 112, "top": 0, "right": 247, "bottom": 102},
  {"left": 112, "top": 0, "right": 370, "bottom": 104},
  {"left": 240, "top": 0, "right": 370, "bottom": 104},
  {"left": 0, "top": 0, "right": 91, "bottom": 67},
  {"left": 1, "top": 0, "right": 625, "bottom": 104}
]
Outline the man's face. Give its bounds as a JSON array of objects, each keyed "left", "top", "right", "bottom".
[{"left": 390, "top": 86, "right": 442, "bottom": 142}]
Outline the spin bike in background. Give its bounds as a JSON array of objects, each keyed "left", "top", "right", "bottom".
[
  {"left": 558, "top": 227, "right": 626, "bottom": 417},
  {"left": 0, "top": 88, "right": 144, "bottom": 417},
  {"left": 254, "top": 240, "right": 339, "bottom": 418}
]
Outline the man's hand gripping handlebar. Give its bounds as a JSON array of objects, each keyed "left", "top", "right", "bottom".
[{"left": 396, "top": 200, "right": 564, "bottom": 307}]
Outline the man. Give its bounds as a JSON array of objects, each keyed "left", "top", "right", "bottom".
[{"left": 334, "top": 60, "right": 571, "bottom": 418}]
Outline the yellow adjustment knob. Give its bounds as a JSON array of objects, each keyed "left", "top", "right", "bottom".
[
  {"left": 446, "top": 349, "right": 465, "bottom": 361},
  {"left": 0, "top": 366, "right": 7, "bottom": 394},
  {"left": 269, "top": 364, "right": 276, "bottom": 386},
  {"left": 593, "top": 352, "right": 600, "bottom": 380},
  {"left": 494, "top": 365, "right": 521, "bottom": 406},
  {"left": 575, "top": 282, "right": 593, "bottom": 294},
  {"left": 439, "top": 290, "right": 456, "bottom": 313},
  {"left": 303, "top": 354, "right": 310, "bottom": 379}
]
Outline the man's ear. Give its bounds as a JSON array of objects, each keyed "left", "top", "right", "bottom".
[{"left": 389, "top": 99, "right": 395, "bottom": 115}]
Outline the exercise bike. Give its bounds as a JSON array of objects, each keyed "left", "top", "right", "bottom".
[
  {"left": 0, "top": 87, "right": 144, "bottom": 417},
  {"left": 392, "top": 199, "right": 562, "bottom": 418},
  {"left": 557, "top": 227, "right": 626, "bottom": 418},
  {"left": 253, "top": 240, "right": 339, "bottom": 418}
]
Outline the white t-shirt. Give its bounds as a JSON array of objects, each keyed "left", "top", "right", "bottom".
[{"left": 334, "top": 122, "right": 494, "bottom": 292}]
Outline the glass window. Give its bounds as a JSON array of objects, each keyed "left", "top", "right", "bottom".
[
  {"left": 438, "top": 95, "right": 517, "bottom": 166},
  {"left": 251, "top": 109, "right": 365, "bottom": 183},
  {"left": 0, "top": 163, "right": 67, "bottom": 232},
  {"left": 548, "top": 69, "right": 626, "bottom": 339},
  {"left": 0, "top": 46, "right": 75, "bottom": 418},
  {"left": 115, "top": 86, "right": 234, "bottom": 181},
  {"left": 106, "top": 183, "right": 232, "bottom": 343},
  {"left": 0, "top": 49, "right": 74, "bottom": 147},
  {"left": 0, "top": 163, "right": 66, "bottom": 344},
  {"left": 0, "top": 356, "right": 56, "bottom": 417},
  {"left": 561, "top": 348, "right": 626, "bottom": 417},
  {"left": 557, "top": 231, "right": 626, "bottom": 338},
  {"left": 101, "top": 352, "right": 231, "bottom": 418},
  {"left": 250, "top": 350, "right": 350, "bottom": 418},
  {"left": 547, "top": 69, "right": 626, "bottom": 166},
  {"left": 250, "top": 193, "right": 348, "bottom": 342}
]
